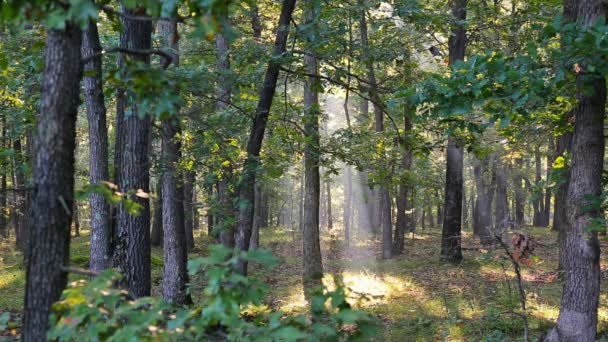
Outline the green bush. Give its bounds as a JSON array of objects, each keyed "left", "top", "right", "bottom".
[{"left": 49, "top": 245, "right": 378, "bottom": 341}]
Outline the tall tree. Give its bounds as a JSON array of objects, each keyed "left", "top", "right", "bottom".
[
  {"left": 358, "top": 0, "right": 392, "bottom": 259},
  {"left": 234, "top": 0, "right": 297, "bottom": 275},
  {"left": 112, "top": 8, "right": 153, "bottom": 298},
  {"left": 158, "top": 16, "right": 190, "bottom": 305},
  {"left": 440, "top": 0, "right": 467, "bottom": 262},
  {"left": 82, "top": 20, "right": 111, "bottom": 272},
  {"left": 546, "top": 0, "right": 605, "bottom": 339},
  {"left": 302, "top": 0, "right": 324, "bottom": 289},
  {"left": 393, "top": 111, "right": 413, "bottom": 254},
  {"left": 215, "top": 18, "right": 235, "bottom": 249},
  {"left": 23, "top": 23, "right": 82, "bottom": 341}
]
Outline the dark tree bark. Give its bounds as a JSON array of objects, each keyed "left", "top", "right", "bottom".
[
  {"left": 161, "top": 117, "right": 191, "bottom": 304},
  {"left": 325, "top": 179, "right": 333, "bottom": 230},
  {"left": 302, "top": 0, "right": 324, "bottom": 288},
  {"left": 82, "top": 20, "right": 111, "bottom": 272},
  {"left": 157, "top": 18, "right": 191, "bottom": 305},
  {"left": 0, "top": 116, "right": 7, "bottom": 239},
  {"left": 473, "top": 156, "right": 495, "bottom": 244},
  {"left": 359, "top": 2, "right": 392, "bottom": 258},
  {"left": 215, "top": 24, "right": 236, "bottom": 249},
  {"left": 250, "top": 3, "right": 263, "bottom": 39},
  {"left": 544, "top": 2, "right": 606, "bottom": 340},
  {"left": 23, "top": 24, "right": 82, "bottom": 342},
  {"left": 533, "top": 147, "right": 544, "bottom": 226},
  {"left": 440, "top": 0, "right": 466, "bottom": 262},
  {"left": 151, "top": 178, "right": 163, "bottom": 246},
  {"left": 183, "top": 168, "right": 195, "bottom": 250},
  {"left": 112, "top": 8, "right": 153, "bottom": 298},
  {"left": 250, "top": 183, "right": 262, "bottom": 250},
  {"left": 513, "top": 158, "right": 526, "bottom": 226},
  {"left": 72, "top": 202, "right": 80, "bottom": 237},
  {"left": 436, "top": 189, "right": 443, "bottom": 226},
  {"left": 494, "top": 159, "right": 509, "bottom": 239},
  {"left": 234, "top": 0, "right": 297, "bottom": 275},
  {"left": 393, "top": 113, "right": 413, "bottom": 254},
  {"left": 12, "top": 139, "right": 26, "bottom": 250},
  {"left": 543, "top": 147, "right": 553, "bottom": 226}
]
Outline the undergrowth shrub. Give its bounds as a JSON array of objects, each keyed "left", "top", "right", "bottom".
[{"left": 48, "top": 245, "right": 378, "bottom": 341}]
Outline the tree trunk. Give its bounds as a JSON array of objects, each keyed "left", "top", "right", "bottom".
[
  {"left": 393, "top": 113, "right": 413, "bottom": 254},
  {"left": 250, "top": 183, "right": 262, "bottom": 250},
  {"left": 533, "top": 147, "right": 543, "bottom": 226},
  {"left": 543, "top": 147, "right": 552, "bottom": 226},
  {"left": 12, "top": 139, "right": 26, "bottom": 249},
  {"left": 359, "top": 1, "right": 392, "bottom": 258},
  {"left": 235, "top": 0, "right": 297, "bottom": 275},
  {"left": 183, "top": 170, "right": 195, "bottom": 250},
  {"left": 302, "top": 0, "right": 324, "bottom": 289},
  {"left": 157, "top": 17, "right": 191, "bottom": 305},
  {"left": 473, "top": 156, "right": 495, "bottom": 244},
  {"left": 494, "top": 159, "right": 509, "bottom": 240},
  {"left": 112, "top": 9, "right": 153, "bottom": 298},
  {"left": 151, "top": 178, "right": 163, "bottom": 246},
  {"left": 0, "top": 116, "right": 7, "bottom": 239},
  {"left": 72, "top": 202, "right": 80, "bottom": 237},
  {"left": 161, "top": 117, "right": 191, "bottom": 304},
  {"left": 513, "top": 158, "right": 526, "bottom": 226},
  {"left": 546, "top": 2, "right": 605, "bottom": 340},
  {"left": 23, "top": 24, "right": 82, "bottom": 342},
  {"left": 82, "top": 21, "right": 111, "bottom": 272},
  {"left": 326, "top": 179, "right": 333, "bottom": 230},
  {"left": 440, "top": 0, "right": 466, "bottom": 262}
]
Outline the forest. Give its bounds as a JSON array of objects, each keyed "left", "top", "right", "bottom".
[{"left": 0, "top": 0, "right": 607, "bottom": 340}]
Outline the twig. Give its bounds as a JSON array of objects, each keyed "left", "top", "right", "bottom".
[
  {"left": 60, "top": 266, "right": 99, "bottom": 277},
  {"left": 496, "top": 234, "right": 529, "bottom": 342}
]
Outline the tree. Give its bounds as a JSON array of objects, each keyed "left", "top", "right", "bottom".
[
  {"left": 112, "top": 8, "right": 153, "bottom": 298},
  {"left": 440, "top": 0, "right": 467, "bottom": 263},
  {"left": 157, "top": 16, "right": 191, "bottom": 305},
  {"left": 82, "top": 20, "right": 111, "bottom": 272},
  {"left": 302, "top": 0, "right": 324, "bottom": 289},
  {"left": 545, "top": 0, "right": 605, "bottom": 339},
  {"left": 234, "top": 0, "right": 297, "bottom": 275},
  {"left": 358, "top": 0, "right": 392, "bottom": 259},
  {"left": 23, "top": 23, "right": 82, "bottom": 341},
  {"left": 393, "top": 111, "right": 413, "bottom": 254}
]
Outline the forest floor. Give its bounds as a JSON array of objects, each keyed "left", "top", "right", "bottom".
[{"left": 1, "top": 225, "right": 607, "bottom": 341}]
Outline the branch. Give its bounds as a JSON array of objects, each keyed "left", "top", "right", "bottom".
[
  {"left": 496, "top": 235, "right": 529, "bottom": 342},
  {"left": 60, "top": 266, "right": 99, "bottom": 277},
  {"left": 82, "top": 47, "right": 176, "bottom": 69},
  {"left": 101, "top": 5, "right": 187, "bottom": 23}
]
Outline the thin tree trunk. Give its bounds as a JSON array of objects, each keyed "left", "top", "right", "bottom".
[
  {"left": 326, "top": 179, "right": 333, "bottom": 230},
  {"left": 82, "top": 20, "right": 111, "bottom": 272},
  {"left": 440, "top": 0, "right": 466, "bottom": 262},
  {"left": 112, "top": 8, "right": 153, "bottom": 298},
  {"left": 533, "top": 147, "right": 543, "bottom": 226},
  {"left": 543, "top": 147, "right": 552, "bottom": 226},
  {"left": 12, "top": 139, "right": 25, "bottom": 249},
  {"left": 0, "top": 116, "right": 7, "bottom": 239},
  {"left": 250, "top": 183, "right": 262, "bottom": 250},
  {"left": 359, "top": 1, "right": 392, "bottom": 258},
  {"left": 494, "top": 159, "right": 509, "bottom": 240},
  {"left": 302, "top": 0, "right": 324, "bottom": 289},
  {"left": 235, "top": 0, "right": 297, "bottom": 275},
  {"left": 183, "top": 171, "right": 195, "bottom": 250},
  {"left": 72, "top": 202, "right": 80, "bottom": 237},
  {"left": 23, "top": 24, "right": 82, "bottom": 341},
  {"left": 514, "top": 158, "right": 526, "bottom": 226},
  {"left": 151, "top": 178, "right": 163, "bottom": 246}
]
